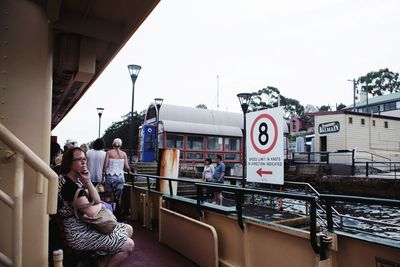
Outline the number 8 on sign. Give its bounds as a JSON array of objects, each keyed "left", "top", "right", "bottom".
[{"left": 250, "top": 114, "right": 278, "bottom": 154}]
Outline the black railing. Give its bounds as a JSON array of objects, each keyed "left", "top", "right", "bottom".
[
  {"left": 353, "top": 161, "right": 399, "bottom": 179},
  {"left": 127, "top": 172, "right": 400, "bottom": 257},
  {"left": 292, "top": 151, "right": 353, "bottom": 165}
]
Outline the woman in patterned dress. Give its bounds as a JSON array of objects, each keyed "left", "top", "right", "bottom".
[{"left": 58, "top": 147, "right": 134, "bottom": 267}]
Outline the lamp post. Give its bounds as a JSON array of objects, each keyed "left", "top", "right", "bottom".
[
  {"left": 127, "top": 64, "right": 142, "bottom": 164},
  {"left": 96, "top": 107, "right": 104, "bottom": 138},
  {"left": 154, "top": 98, "right": 163, "bottom": 162},
  {"left": 237, "top": 93, "right": 253, "bottom": 188}
]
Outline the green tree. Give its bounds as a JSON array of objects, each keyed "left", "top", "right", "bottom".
[
  {"left": 357, "top": 68, "right": 400, "bottom": 96},
  {"left": 304, "top": 104, "right": 319, "bottom": 113},
  {"left": 336, "top": 103, "right": 346, "bottom": 110},
  {"left": 195, "top": 104, "right": 208, "bottom": 109},
  {"left": 249, "top": 86, "right": 304, "bottom": 117},
  {"left": 101, "top": 112, "right": 144, "bottom": 154},
  {"left": 319, "top": 105, "right": 331, "bottom": 112}
]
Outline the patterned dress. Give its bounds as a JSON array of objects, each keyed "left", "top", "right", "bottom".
[{"left": 57, "top": 176, "right": 128, "bottom": 254}]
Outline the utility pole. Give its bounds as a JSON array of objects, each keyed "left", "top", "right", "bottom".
[
  {"left": 217, "top": 75, "right": 220, "bottom": 110},
  {"left": 348, "top": 79, "right": 357, "bottom": 112}
]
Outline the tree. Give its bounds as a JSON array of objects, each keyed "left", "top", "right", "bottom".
[
  {"left": 249, "top": 86, "right": 304, "bottom": 117},
  {"left": 195, "top": 104, "right": 208, "bottom": 109},
  {"left": 304, "top": 104, "right": 319, "bottom": 114},
  {"left": 319, "top": 105, "right": 331, "bottom": 112},
  {"left": 357, "top": 68, "right": 400, "bottom": 96},
  {"left": 100, "top": 112, "right": 144, "bottom": 153},
  {"left": 336, "top": 103, "right": 346, "bottom": 110}
]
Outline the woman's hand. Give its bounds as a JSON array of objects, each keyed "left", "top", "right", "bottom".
[{"left": 79, "top": 166, "right": 91, "bottom": 186}]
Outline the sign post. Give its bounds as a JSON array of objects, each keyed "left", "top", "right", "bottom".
[{"left": 246, "top": 107, "right": 284, "bottom": 185}]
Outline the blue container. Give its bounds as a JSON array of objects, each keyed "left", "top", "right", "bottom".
[{"left": 141, "top": 125, "right": 156, "bottom": 162}]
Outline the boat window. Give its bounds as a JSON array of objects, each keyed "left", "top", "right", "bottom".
[
  {"left": 224, "top": 137, "right": 240, "bottom": 151},
  {"left": 166, "top": 134, "right": 184, "bottom": 149},
  {"left": 187, "top": 136, "right": 204, "bottom": 150},
  {"left": 207, "top": 136, "right": 223, "bottom": 150}
]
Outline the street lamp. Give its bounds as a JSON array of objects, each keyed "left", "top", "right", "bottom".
[
  {"left": 127, "top": 64, "right": 142, "bottom": 163},
  {"left": 154, "top": 98, "right": 164, "bottom": 162},
  {"left": 96, "top": 107, "right": 104, "bottom": 138},
  {"left": 237, "top": 93, "right": 253, "bottom": 188}
]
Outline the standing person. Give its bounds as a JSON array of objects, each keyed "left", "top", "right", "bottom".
[
  {"left": 202, "top": 158, "right": 215, "bottom": 201},
  {"left": 58, "top": 147, "right": 134, "bottom": 267},
  {"left": 87, "top": 138, "right": 106, "bottom": 185},
  {"left": 80, "top": 143, "right": 89, "bottom": 153},
  {"left": 213, "top": 155, "right": 225, "bottom": 205},
  {"left": 103, "top": 138, "right": 131, "bottom": 207}
]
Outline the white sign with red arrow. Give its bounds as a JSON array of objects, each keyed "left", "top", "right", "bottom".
[{"left": 246, "top": 107, "right": 284, "bottom": 185}]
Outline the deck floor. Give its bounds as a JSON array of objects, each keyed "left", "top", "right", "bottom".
[{"left": 121, "top": 223, "right": 198, "bottom": 267}]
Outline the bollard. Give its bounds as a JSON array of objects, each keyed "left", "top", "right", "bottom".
[{"left": 53, "top": 249, "right": 63, "bottom": 267}]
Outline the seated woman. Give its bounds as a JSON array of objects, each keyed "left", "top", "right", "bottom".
[{"left": 58, "top": 147, "right": 134, "bottom": 267}]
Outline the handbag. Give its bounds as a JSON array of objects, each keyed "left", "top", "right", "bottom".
[
  {"left": 73, "top": 189, "right": 117, "bottom": 234},
  {"left": 95, "top": 183, "right": 105, "bottom": 193}
]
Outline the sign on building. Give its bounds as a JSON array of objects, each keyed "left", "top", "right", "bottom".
[
  {"left": 246, "top": 107, "right": 284, "bottom": 185},
  {"left": 318, "top": 121, "right": 340, "bottom": 134}
]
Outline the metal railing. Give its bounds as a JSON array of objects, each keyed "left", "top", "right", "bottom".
[
  {"left": 320, "top": 194, "right": 400, "bottom": 243},
  {"left": 0, "top": 123, "right": 58, "bottom": 267},
  {"left": 292, "top": 150, "right": 353, "bottom": 165}
]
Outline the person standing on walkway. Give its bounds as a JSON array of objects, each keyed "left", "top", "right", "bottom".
[
  {"left": 87, "top": 138, "right": 106, "bottom": 186},
  {"left": 202, "top": 158, "right": 214, "bottom": 201},
  {"left": 213, "top": 155, "right": 225, "bottom": 205},
  {"left": 103, "top": 138, "right": 131, "bottom": 207}
]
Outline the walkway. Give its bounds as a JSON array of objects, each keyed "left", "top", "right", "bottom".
[{"left": 121, "top": 223, "right": 198, "bottom": 267}]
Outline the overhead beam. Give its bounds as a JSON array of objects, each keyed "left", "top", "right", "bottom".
[{"left": 51, "top": 12, "right": 123, "bottom": 44}]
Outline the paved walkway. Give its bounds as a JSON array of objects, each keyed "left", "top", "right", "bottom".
[{"left": 121, "top": 223, "right": 198, "bottom": 267}]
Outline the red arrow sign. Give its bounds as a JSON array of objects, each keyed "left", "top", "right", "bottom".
[{"left": 256, "top": 168, "right": 273, "bottom": 177}]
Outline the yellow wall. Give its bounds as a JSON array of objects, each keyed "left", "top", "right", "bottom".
[{"left": 0, "top": 0, "right": 52, "bottom": 266}]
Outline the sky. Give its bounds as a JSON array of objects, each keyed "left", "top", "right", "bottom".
[{"left": 52, "top": 0, "right": 400, "bottom": 146}]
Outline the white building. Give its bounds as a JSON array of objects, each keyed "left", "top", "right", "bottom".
[
  {"left": 314, "top": 110, "right": 400, "bottom": 163},
  {"left": 346, "top": 91, "right": 400, "bottom": 118}
]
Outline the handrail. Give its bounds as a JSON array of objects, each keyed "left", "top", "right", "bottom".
[
  {"left": 128, "top": 172, "right": 324, "bottom": 258},
  {"left": 356, "top": 150, "right": 392, "bottom": 163},
  {"left": 319, "top": 193, "right": 400, "bottom": 232},
  {"left": 0, "top": 123, "right": 58, "bottom": 214}
]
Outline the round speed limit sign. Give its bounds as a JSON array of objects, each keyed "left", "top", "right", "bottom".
[{"left": 250, "top": 113, "right": 278, "bottom": 154}]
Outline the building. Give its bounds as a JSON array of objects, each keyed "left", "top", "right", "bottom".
[
  {"left": 345, "top": 91, "right": 400, "bottom": 117},
  {"left": 314, "top": 110, "right": 400, "bottom": 163}
]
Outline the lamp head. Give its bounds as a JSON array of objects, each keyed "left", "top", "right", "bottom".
[
  {"left": 97, "top": 107, "right": 104, "bottom": 117},
  {"left": 154, "top": 98, "right": 164, "bottom": 110},
  {"left": 237, "top": 93, "right": 252, "bottom": 113},
  {"left": 127, "top": 64, "right": 142, "bottom": 83}
]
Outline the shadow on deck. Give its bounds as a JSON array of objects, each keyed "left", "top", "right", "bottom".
[{"left": 121, "top": 223, "right": 198, "bottom": 267}]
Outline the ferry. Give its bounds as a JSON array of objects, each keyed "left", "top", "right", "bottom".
[{"left": 0, "top": 1, "right": 399, "bottom": 267}]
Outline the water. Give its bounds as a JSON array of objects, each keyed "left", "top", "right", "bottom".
[{"left": 240, "top": 188, "right": 400, "bottom": 243}]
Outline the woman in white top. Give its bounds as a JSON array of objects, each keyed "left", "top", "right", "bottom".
[
  {"left": 202, "top": 158, "right": 215, "bottom": 201},
  {"left": 103, "top": 138, "right": 131, "bottom": 203},
  {"left": 202, "top": 158, "right": 215, "bottom": 182}
]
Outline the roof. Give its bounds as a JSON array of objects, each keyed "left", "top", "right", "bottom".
[
  {"left": 314, "top": 110, "right": 400, "bottom": 121},
  {"left": 346, "top": 91, "right": 400, "bottom": 108},
  {"left": 48, "top": 0, "right": 160, "bottom": 129},
  {"left": 158, "top": 104, "right": 243, "bottom": 128},
  {"left": 161, "top": 120, "right": 243, "bottom": 137}
]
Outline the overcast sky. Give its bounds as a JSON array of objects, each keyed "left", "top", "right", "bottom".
[{"left": 52, "top": 0, "right": 400, "bottom": 146}]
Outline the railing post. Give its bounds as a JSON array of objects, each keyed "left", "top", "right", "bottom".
[
  {"left": 325, "top": 199, "right": 334, "bottom": 232},
  {"left": 351, "top": 149, "right": 355, "bottom": 175},
  {"left": 366, "top": 162, "right": 369, "bottom": 177},
  {"left": 14, "top": 154, "right": 24, "bottom": 267},
  {"left": 308, "top": 152, "right": 311, "bottom": 164},
  {"left": 326, "top": 152, "right": 330, "bottom": 165}
]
